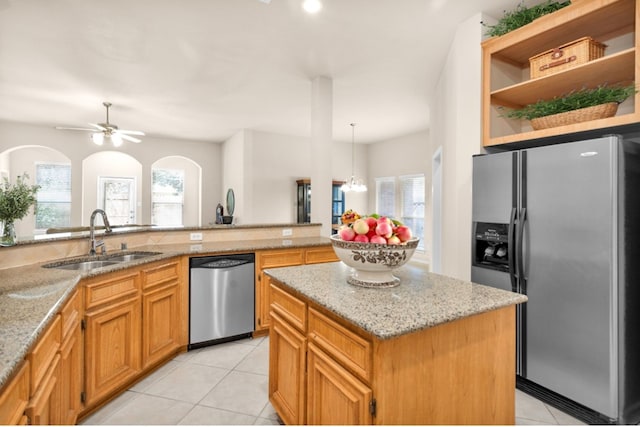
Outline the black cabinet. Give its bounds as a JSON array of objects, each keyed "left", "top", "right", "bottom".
[{"left": 296, "top": 180, "right": 345, "bottom": 233}]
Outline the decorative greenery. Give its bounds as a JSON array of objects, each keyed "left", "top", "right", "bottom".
[
  {"left": 0, "top": 173, "right": 40, "bottom": 221},
  {"left": 483, "top": 0, "right": 571, "bottom": 37},
  {"left": 503, "top": 84, "right": 637, "bottom": 120}
]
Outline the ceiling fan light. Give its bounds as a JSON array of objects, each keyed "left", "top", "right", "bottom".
[
  {"left": 91, "top": 132, "right": 104, "bottom": 145},
  {"left": 302, "top": 0, "right": 322, "bottom": 14},
  {"left": 111, "top": 133, "right": 123, "bottom": 147}
]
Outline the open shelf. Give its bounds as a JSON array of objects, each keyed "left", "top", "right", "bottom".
[{"left": 482, "top": 0, "right": 639, "bottom": 148}]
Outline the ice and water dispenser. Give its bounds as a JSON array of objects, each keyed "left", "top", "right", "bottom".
[{"left": 472, "top": 222, "right": 509, "bottom": 272}]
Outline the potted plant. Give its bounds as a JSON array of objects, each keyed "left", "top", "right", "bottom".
[
  {"left": 483, "top": 0, "right": 571, "bottom": 37},
  {"left": 0, "top": 173, "right": 39, "bottom": 246},
  {"left": 503, "top": 84, "right": 637, "bottom": 130}
]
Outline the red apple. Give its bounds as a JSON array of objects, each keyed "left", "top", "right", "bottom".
[
  {"left": 364, "top": 217, "right": 377, "bottom": 229},
  {"left": 369, "top": 235, "right": 387, "bottom": 244},
  {"left": 386, "top": 235, "right": 401, "bottom": 245},
  {"left": 377, "top": 216, "right": 391, "bottom": 225},
  {"left": 354, "top": 234, "right": 369, "bottom": 243},
  {"left": 376, "top": 221, "right": 393, "bottom": 238},
  {"left": 338, "top": 225, "right": 356, "bottom": 241},
  {"left": 366, "top": 229, "right": 377, "bottom": 239},
  {"left": 395, "top": 225, "right": 412, "bottom": 242},
  {"left": 352, "top": 218, "right": 370, "bottom": 235}
]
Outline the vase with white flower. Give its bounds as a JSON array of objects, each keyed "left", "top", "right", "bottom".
[{"left": 0, "top": 173, "right": 39, "bottom": 246}]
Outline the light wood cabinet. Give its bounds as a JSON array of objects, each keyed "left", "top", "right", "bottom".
[
  {"left": 256, "top": 249, "right": 304, "bottom": 333},
  {"left": 0, "top": 362, "right": 30, "bottom": 425},
  {"left": 304, "top": 246, "right": 338, "bottom": 265},
  {"left": 25, "top": 354, "right": 61, "bottom": 425},
  {"left": 256, "top": 246, "right": 337, "bottom": 334},
  {"left": 58, "top": 289, "right": 83, "bottom": 425},
  {"left": 306, "top": 342, "right": 372, "bottom": 426},
  {"left": 269, "top": 277, "right": 517, "bottom": 425},
  {"left": 269, "top": 311, "right": 307, "bottom": 425},
  {"left": 482, "top": 0, "right": 639, "bottom": 147},
  {"left": 141, "top": 261, "right": 182, "bottom": 369},
  {"left": 84, "top": 293, "right": 141, "bottom": 407}
]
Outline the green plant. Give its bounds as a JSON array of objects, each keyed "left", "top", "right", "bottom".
[
  {"left": 503, "top": 84, "right": 637, "bottom": 120},
  {"left": 483, "top": 0, "right": 571, "bottom": 37},
  {"left": 0, "top": 173, "right": 40, "bottom": 221}
]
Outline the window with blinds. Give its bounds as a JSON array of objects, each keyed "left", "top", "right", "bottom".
[
  {"left": 375, "top": 177, "right": 395, "bottom": 218},
  {"left": 35, "top": 163, "right": 72, "bottom": 230},
  {"left": 400, "top": 174, "right": 425, "bottom": 250},
  {"left": 152, "top": 169, "right": 184, "bottom": 226}
]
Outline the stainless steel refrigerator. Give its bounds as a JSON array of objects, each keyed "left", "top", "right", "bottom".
[{"left": 471, "top": 135, "right": 640, "bottom": 424}]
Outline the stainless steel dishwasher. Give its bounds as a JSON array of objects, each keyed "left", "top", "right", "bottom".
[{"left": 189, "top": 253, "right": 255, "bottom": 349}]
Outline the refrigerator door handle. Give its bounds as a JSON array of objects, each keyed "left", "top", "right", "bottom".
[
  {"left": 508, "top": 207, "right": 518, "bottom": 292},
  {"left": 517, "top": 207, "right": 527, "bottom": 293}
]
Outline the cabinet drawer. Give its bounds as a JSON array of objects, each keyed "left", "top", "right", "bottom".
[
  {"left": 0, "top": 361, "right": 30, "bottom": 425},
  {"left": 85, "top": 272, "right": 140, "bottom": 311},
  {"left": 308, "top": 307, "right": 372, "bottom": 382},
  {"left": 270, "top": 284, "right": 306, "bottom": 333},
  {"left": 28, "top": 315, "right": 61, "bottom": 396},
  {"left": 259, "top": 249, "right": 304, "bottom": 269},
  {"left": 141, "top": 261, "right": 180, "bottom": 291},
  {"left": 60, "top": 289, "right": 81, "bottom": 339},
  {"left": 304, "top": 246, "right": 338, "bottom": 264}
]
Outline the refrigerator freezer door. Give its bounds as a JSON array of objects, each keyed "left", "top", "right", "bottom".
[
  {"left": 522, "top": 136, "right": 617, "bottom": 418},
  {"left": 472, "top": 152, "right": 517, "bottom": 223}
]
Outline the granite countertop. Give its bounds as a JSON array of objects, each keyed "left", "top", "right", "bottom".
[
  {"left": 264, "top": 262, "right": 528, "bottom": 340},
  {"left": 0, "top": 236, "right": 331, "bottom": 389}
]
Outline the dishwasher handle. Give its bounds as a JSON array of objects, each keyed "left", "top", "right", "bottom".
[
  {"left": 190, "top": 253, "right": 255, "bottom": 269},
  {"left": 198, "top": 259, "right": 251, "bottom": 269}
]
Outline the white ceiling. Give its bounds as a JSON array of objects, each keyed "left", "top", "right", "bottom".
[{"left": 0, "top": 0, "right": 517, "bottom": 143}]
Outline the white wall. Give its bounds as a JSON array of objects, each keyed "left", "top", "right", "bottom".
[
  {"left": 367, "top": 130, "right": 431, "bottom": 263},
  {"left": 245, "top": 129, "right": 368, "bottom": 225},
  {"left": 0, "top": 121, "right": 221, "bottom": 229},
  {"left": 428, "top": 13, "right": 484, "bottom": 280}
]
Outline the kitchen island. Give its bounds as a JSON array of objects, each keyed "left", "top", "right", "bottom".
[{"left": 264, "top": 261, "right": 527, "bottom": 425}]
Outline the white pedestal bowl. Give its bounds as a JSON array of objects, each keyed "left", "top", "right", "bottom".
[{"left": 330, "top": 235, "right": 419, "bottom": 288}]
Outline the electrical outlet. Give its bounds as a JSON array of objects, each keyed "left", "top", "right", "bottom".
[
  {"left": 282, "top": 228, "right": 293, "bottom": 237},
  {"left": 190, "top": 244, "right": 203, "bottom": 251},
  {"left": 190, "top": 232, "right": 203, "bottom": 241},
  {"left": 282, "top": 239, "right": 292, "bottom": 246}
]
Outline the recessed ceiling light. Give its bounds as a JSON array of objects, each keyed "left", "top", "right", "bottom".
[{"left": 302, "top": 0, "right": 322, "bottom": 14}]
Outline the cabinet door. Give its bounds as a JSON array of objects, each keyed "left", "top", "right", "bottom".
[
  {"left": 58, "top": 321, "right": 82, "bottom": 425},
  {"left": 0, "top": 362, "right": 30, "bottom": 425},
  {"left": 307, "top": 343, "right": 372, "bottom": 426},
  {"left": 142, "top": 284, "right": 181, "bottom": 369},
  {"left": 256, "top": 250, "right": 304, "bottom": 332},
  {"left": 269, "top": 311, "right": 306, "bottom": 425},
  {"left": 25, "top": 354, "right": 61, "bottom": 425},
  {"left": 84, "top": 297, "right": 141, "bottom": 406}
]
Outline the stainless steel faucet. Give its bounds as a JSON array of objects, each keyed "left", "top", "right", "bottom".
[{"left": 89, "top": 209, "right": 112, "bottom": 255}]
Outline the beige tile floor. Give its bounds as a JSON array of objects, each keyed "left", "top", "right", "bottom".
[{"left": 80, "top": 336, "right": 584, "bottom": 425}]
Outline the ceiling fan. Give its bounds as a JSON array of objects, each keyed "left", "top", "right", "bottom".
[{"left": 56, "top": 102, "right": 145, "bottom": 146}]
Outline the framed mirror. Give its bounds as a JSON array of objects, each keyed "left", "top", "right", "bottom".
[{"left": 226, "top": 188, "right": 235, "bottom": 216}]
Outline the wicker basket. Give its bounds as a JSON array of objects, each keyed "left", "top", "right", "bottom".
[
  {"left": 529, "top": 37, "right": 606, "bottom": 79},
  {"left": 530, "top": 102, "right": 618, "bottom": 130}
]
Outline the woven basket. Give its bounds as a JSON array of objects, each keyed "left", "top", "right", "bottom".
[
  {"left": 529, "top": 37, "right": 606, "bottom": 79},
  {"left": 530, "top": 102, "right": 618, "bottom": 130}
]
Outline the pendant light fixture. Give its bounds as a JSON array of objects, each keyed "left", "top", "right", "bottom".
[{"left": 341, "top": 123, "right": 367, "bottom": 193}]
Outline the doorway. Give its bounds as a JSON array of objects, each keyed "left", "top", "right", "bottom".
[
  {"left": 98, "top": 176, "right": 136, "bottom": 225},
  {"left": 431, "top": 147, "right": 442, "bottom": 273}
]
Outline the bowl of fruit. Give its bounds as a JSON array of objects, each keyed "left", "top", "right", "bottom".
[{"left": 331, "top": 210, "right": 419, "bottom": 288}]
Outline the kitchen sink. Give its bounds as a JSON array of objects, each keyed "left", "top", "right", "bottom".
[
  {"left": 43, "top": 251, "right": 162, "bottom": 271},
  {"left": 50, "top": 260, "right": 121, "bottom": 271},
  {"left": 106, "top": 252, "right": 160, "bottom": 262}
]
